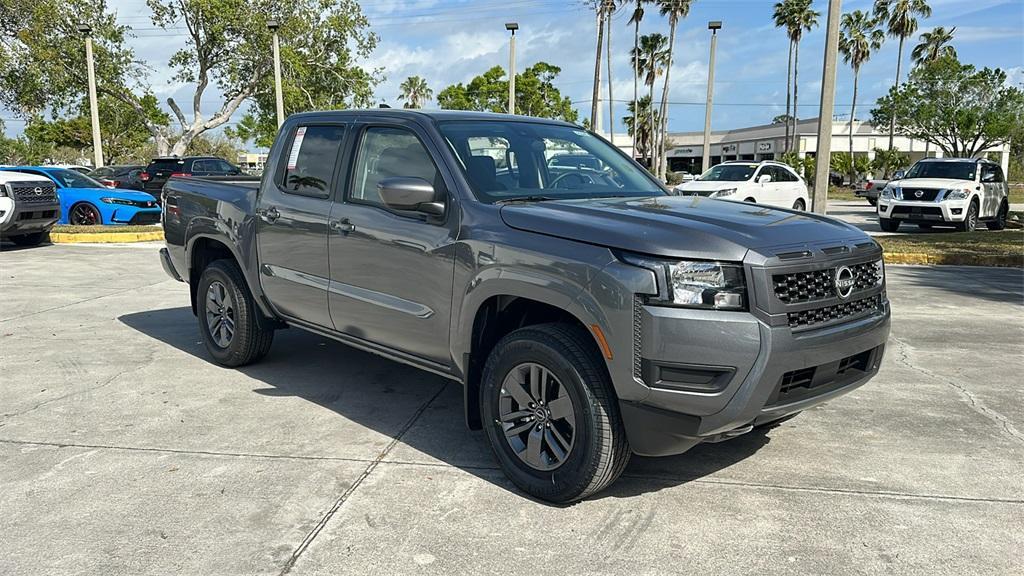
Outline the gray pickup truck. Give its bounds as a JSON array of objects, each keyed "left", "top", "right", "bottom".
[{"left": 160, "top": 110, "right": 890, "bottom": 502}]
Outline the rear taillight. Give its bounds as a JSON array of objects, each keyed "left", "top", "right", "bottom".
[
  {"left": 140, "top": 172, "right": 151, "bottom": 181},
  {"left": 170, "top": 172, "right": 192, "bottom": 177},
  {"left": 865, "top": 182, "right": 874, "bottom": 190},
  {"left": 100, "top": 179, "right": 116, "bottom": 188}
]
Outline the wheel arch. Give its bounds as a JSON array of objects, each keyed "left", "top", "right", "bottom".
[{"left": 186, "top": 234, "right": 275, "bottom": 321}]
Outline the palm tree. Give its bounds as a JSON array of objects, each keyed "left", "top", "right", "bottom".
[
  {"left": 789, "top": 0, "right": 819, "bottom": 154},
  {"left": 911, "top": 26, "right": 955, "bottom": 66},
  {"left": 655, "top": 0, "right": 694, "bottom": 180},
  {"left": 606, "top": 1, "right": 618, "bottom": 144},
  {"left": 839, "top": 10, "right": 884, "bottom": 181},
  {"left": 874, "top": 0, "right": 932, "bottom": 149},
  {"left": 628, "top": 1, "right": 649, "bottom": 158},
  {"left": 772, "top": 0, "right": 796, "bottom": 153},
  {"left": 397, "top": 76, "right": 432, "bottom": 109},
  {"left": 631, "top": 33, "right": 670, "bottom": 168},
  {"left": 624, "top": 95, "right": 660, "bottom": 163}
]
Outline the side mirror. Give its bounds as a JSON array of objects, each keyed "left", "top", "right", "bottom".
[
  {"left": 892, "top": 170, "right": 905, "bottom": 180},
  {"left": 757, "top": 174, "right": 772, "bottom": 184},
  {"left": 378, "top": 177, "right": 444, "bottom": 216}
]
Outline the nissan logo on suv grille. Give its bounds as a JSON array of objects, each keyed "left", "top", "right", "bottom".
[
  {"left": 33, "top": 187, "right": 43, "bottom": 196},
  {"left": 834, "top": 266, "right": 857, "bottom": 299}
]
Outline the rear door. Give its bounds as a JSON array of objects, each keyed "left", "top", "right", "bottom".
[
  {"left": 256, "top": 122, "right": 349, "bottom": 327},
  {"left": 145, "top": 159, "right": 183, "bottom": 194},
  {"left": 979, "top": 164, "right": 1004, "bottom": 217}
]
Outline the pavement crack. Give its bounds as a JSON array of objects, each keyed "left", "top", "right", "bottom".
[
  {"left": 889, "top": 336, "right": 1024, "bottom": 445},
  {"left": 277, "top": 380, "right": 450, "bottom": 576}
]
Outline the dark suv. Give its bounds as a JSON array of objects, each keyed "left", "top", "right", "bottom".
[{"left": 142, "top": 156, "right": 242, "bottom": 197}]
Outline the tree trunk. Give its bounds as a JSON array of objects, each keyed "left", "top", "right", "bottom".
[
  {"left": 849, "top": 68, "right": 858, "bottom": 183},
  {"left": 887, "top": 36, "right": 905, "bottom": 151},
  {"left": 633, "top": 1, "right": 640, "bottom": 160},
  {"left": 792, "top": 39, "right": 800, "bottom": 154},
  {"left": 657, "top": 20, "right": 677, "bottom": 180},
  {"left": 784, "top": 40, "right": 793, "bottom": 153},
  {"left": 648, "top": 77, "right": 656, "bottom": 169},
  {"left": 591, "top": 8, "right": 605, "bottom": 130},
  {"left": 606, "top": 10, "right": 614, "bottom": 144}
]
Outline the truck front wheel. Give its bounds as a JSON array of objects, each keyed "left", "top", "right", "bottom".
[
  {"left": 196, "top": 259, "right": 274, "bottom": 367},
  {"left": 9, "top": 232, "right": 47, "bottom": 246},
  {"left": 480, "top": 323, "right": 630, "bottom": 503}
]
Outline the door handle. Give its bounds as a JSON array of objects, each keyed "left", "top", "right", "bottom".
[
  {"left": 259, "top": 206, "right": 280, "bottom": 224},
  {"left": 330, "top": 219, "right": 355, "bottom": 234}
]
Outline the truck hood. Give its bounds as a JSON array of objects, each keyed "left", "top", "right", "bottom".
[
  {"left": 499, "top": 196, "right": 868, "bottom": 261},
  {"left": 890, "top": 178, "right": 977, "bottom": 190}
]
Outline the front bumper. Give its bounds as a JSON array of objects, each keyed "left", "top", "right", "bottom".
[
  {"left": 107, "top": 206, "right": 162, "bottom": 225},
  {"left": 878, "top": 199, "right": 968, "bottom": 223},
  {"left": 0, "top": 198, "right": 60, "bottom": 237}
]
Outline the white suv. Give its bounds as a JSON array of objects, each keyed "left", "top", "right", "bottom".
[
  {"left": 1, "top": 170, "right": 61, "bottom": 246},
  {"left": 674, "top": 160, "right": 810, "bottom": 210},
  {"left": 878, "top": 158, "right": 1009, "bottom": 232}
]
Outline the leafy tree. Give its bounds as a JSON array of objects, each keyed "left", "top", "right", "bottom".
[
  {"left": 873, "top": 0, "right": 932, "bottom": 149},
  {"left": 911, "top": 26, "right": 956, "bottom": 66},
  {"left": 437, "top": 63, "right": 578, "bottom": 122},
  {"left": 839, "top": 10, "right": 884, "bottom": 180},
  {"left": 871, "top": 56, "right": 1024, "bottom": 157},
  {"left": 623, "top": 95, "right": 659, "bottom": 166},
  {"left": 654, "top": 1, "right": 694, "bottom": 180},
  {"left": 772, "top": 114, "right": 794, "bottom": 125},
  {"left": 773, "top": 0, "right": 820, "bottom": 154},
  {"left": 398, "top": 76, "right": 432, "bottom": 109},
  {"left": 631, "top": 33, "right": 669, "bottom": 167},
  {"left": 1, "top": 0, "right": 377, "bottom": 157},
  {"left": 871, "top": 147, "right": 910, "bottom": 177},
  {"left": 627, "top": 1, "right": 649, "bottom": 157}
]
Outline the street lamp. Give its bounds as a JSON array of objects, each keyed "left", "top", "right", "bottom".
[
  {"left": 701, "top": 21, "right": 722, "bottom": 175},
  {"left": 505, "top": 22, "right": 518, "bottom": 115},
  {"left": 811, "top": 0, "right": 842, "bottom": 214},
  {"left": 77, "top": 23, "right": 104, "bottom": 168},
  {"left": 267, "top": 19, "right": 284, "bottom": 128}
]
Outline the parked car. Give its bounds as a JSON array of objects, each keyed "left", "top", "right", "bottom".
[
  {"left": 88, "top": 165, "right": 147, "bottom": 192},
  {"left": 0, "top": 166, "right": 161, "bottom": 226},
  {"left": 856, "top": 178, "right": 888, "bottom": 206},
  {"left": 877, "top": 157, "right": 1009, "bottom": 232},
  {"left": 674, "top": 160, "right": 810, "bottom": 210},
  {"left": 142, "top": 156, "right": 243, "bottom": 198},
  {"left": 160, "top": 109, "right": 890, "bottom": 503},
  {"left": 829, "top": 170, "right": 845, "bottom": 187},
  {"left": 0, "top": 170, "right": 60, "bottom": 246},
  {"left": 669, "top": 170, "right": 697, "bottom": 183}
]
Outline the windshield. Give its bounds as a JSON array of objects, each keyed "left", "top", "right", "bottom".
[
  {"left": 903, "top": 161, "right": 976, "bottom": 181},
  {"left": 698, "top": 164, "right": 757, "bottom": 182},
  {"left": 48, "top": 168, "right": 106, "bottom": 189},
  {"left": 437, "top": 121, "right": 664, "bottom": 203}
]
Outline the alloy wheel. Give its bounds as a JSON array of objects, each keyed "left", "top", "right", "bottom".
[
  {"left": 70, "top": 204, "right": 100, "bottom": 225},
  {"left": 498, "top": 362, "right": 576, "bottom": 471},
  {"left": 205, "top": 281, "right": 235, "bottom": 348}
]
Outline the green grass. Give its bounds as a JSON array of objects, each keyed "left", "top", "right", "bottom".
[
  {"left": 1009, "top": 188, "right": 1023, "bottom": 204},
  {"left": 876, "top": 228, "right": 1023, "bottom": 259},
  {"left": 827, "top": 186, "right": 861, "bottom": 201},
  {"left": 52, "top": 224, "right": 161, "bottom": 234}
]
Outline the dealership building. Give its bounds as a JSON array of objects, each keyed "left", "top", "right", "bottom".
[{"left": 663, "top": 117, "right": 1011, "bottom": 177}]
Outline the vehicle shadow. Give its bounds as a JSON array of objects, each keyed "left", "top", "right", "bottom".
[{"left": 119, "top": 306, "right": 771, "bottom": 502}]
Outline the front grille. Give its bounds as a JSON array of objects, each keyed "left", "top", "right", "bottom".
[
  {"left": 891, "top": 206, "right": 942, "bottom": 218},
  {"left": 632, "top": 295, "right": 643, "bottom": 381},
  {"left": 129, "top": 211, "right": 161, "bottom": 225},
  {"left": 773, "top": 260, "right": 882, "bottom": 304},
  {"left": 9, "top": 182, "right": 58, "bottom": 205},
  {"left": 17, "top": 210, "right": 57, "bottom": 221},
  {"left": 770, "top": 348, "right": 877, "bottom": 406},
  {"left": 901, "top": 188, "right": 941, "bottom": 202},
  {"left": 788, "top": 294, "right": 882, "bottom": 329}
]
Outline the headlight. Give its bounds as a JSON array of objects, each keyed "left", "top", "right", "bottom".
[
  {"left": 619, "top": 253, "right": 747, "bottom": 310},
  {"left": 944, "top": 188, "right": 970, "bottom": 200},
  {"left": 101, "top": 197, "right": 135, "bottom": 205},
  {"left": 881, "top": 186, "right": 903, "bottom": 200},
  {"left": 711, "top": 188, "right": 737, "bottom": 198}
]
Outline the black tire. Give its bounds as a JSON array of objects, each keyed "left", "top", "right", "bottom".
[
  {"left": 986, "top": 200, "right": 1009, "bottom": 231},
  {"left": 867, "top": 198, "right": 878, "bottom": 207},
  {"left": 480, "top": 323, "right": 630, "bottom": 503},
  {"left": 917, "top": 223, "right": 933, "bottom": 230},
  {"left": 879, "top": 218, "right": 901, "bottom": 232},
  {"left": 9, "top": 231, "right": 47, "bottom": 246},
  {"left": 957, "top": 199, "right": 979, "bottom": 232},
  {"left": 792, "top": 199, "right": 806, "bottom": 211},
  {"left": 196, "top": 259, "right": 274, "bottom": 367},
  {"left": 69, "top": 202, "right": 102, "bottom": 226}
]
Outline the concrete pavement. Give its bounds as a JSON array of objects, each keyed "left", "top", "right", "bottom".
[{"left": 1, "top": 242, "right": 1022, "bottom": 575}]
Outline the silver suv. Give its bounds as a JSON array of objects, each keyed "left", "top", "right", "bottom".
[{"left": 878, "top": 158, "right": 1010, "bottom": 232}]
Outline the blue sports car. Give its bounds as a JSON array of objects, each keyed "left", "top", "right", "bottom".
[{"left": 0, "top": 166, "right": 162, "bottom": 226}]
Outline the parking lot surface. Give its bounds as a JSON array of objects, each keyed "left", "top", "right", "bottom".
[{"left": 1, "top": 242, "right": 1022, "bottom": 575}]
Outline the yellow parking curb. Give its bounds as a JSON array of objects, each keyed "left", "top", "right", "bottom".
[
  {"left": 884, "top": 252, "right": 1022, "bottom": 267},
  {"left": 49, "top": 231, "right": 165, "bottom": 244}
]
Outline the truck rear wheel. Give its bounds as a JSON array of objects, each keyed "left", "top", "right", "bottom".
[
  {"left": 196, "top": 259, "right": 274, "bottom": 367},
  {"left": 986, "top": 200, "right": 1008, "bottom": 231},
  {"left": 480, "top": 323, "right": 630, "bottom": 503}
]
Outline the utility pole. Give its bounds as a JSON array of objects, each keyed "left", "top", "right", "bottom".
[
  {"left": 268, "top": 20, "right": 284, "bottom": 128},
  {"left": 77, "top": 23, "right": 103, "bottom": 168},
  {"left": 506, "top": 22, "right": 518, "bottom": 114},
  {"left": 701, "top": 21, "right": 721, "bottom": 175},
  {"left": 812, "top": 0, "right": 842, "bottom": 214}
]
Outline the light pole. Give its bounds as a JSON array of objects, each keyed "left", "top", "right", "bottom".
[
  {"left": 811, "top": 0, "right": 842, "bottom": 214},
  {"left": 505, "top": 22, "right": 518, "bottom": 115},
  {"left": 77, "top": 23, "right": 104, "bottom": 168},
  {"left": 267, "top": 19, "right": 284, "bottom": 128},
  {"left": 701, "top": 21, "right": 721, "bottom": 175}
]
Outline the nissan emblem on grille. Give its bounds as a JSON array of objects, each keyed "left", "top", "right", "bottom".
[
  {"left": 34, "top": 187, "right": 43, "bottom": 196},
  {"left": 914, "top": 190, "right": 924, "bottom": 198},
  {"left": 834, "top": 266, "right": 857, "bottom": 299}
]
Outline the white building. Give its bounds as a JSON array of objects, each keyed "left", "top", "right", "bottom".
[{"left": 664, "top": 117, "right": 1011, "bottom": 177}]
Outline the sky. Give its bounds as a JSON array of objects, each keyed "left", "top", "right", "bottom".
[{"left": 4, "top": 0, "right": 1023, "bottom": 148}]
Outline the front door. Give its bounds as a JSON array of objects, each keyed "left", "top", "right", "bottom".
[
  {"left": 256, "top": 123, "right": 348, "bottom": 327},
  {"left": 327, "top": 122, "right": 458, "bottom": 366}
]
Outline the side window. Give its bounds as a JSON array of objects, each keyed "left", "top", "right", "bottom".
[
  {"left": 980, "top": 164, "right": 996, "bottom": 183},
  {"left": 192, "top": 160, "right": 212, "bottom": 172},
  {"left": 995, "top": 166, "right": 1005, "bottom": 183},
  {"left": 780, "top": 166, "right": 797, "bottom": 182},
  {"left": 350, "top": 126, "right": 440, "bottom": 206},
  {"left": 216, "top": 160, "right": 236, "bottom": 173},
  {"left": 279, "top": 125, "right": 346, "bottom": 196}
]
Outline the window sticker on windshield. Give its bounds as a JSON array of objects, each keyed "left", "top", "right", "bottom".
[{"left": 287, "top": 127, "right": 307, "bottom": 169}]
